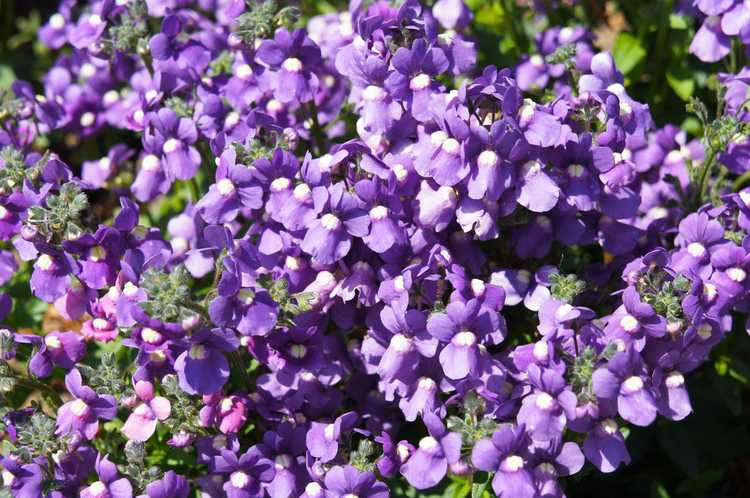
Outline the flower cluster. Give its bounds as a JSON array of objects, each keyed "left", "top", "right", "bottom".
[{"left": 0, "top": 0, "right": 749, "bottom": 497}]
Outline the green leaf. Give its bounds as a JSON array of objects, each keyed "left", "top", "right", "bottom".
[
  {"left": 666, "top": 68, "right": 696, "bottom": 101},
  {"left": 471, "top": 472, "right": 491, "bottom": 498},
  {"left": 0, "top": 65, "right": 15, "bottom": 90},
  {"left": 612, "top": 33, "right": 646, "bottom": 75},
  {"left": 669, "top": 14, "right": 689, "bottom": 30}
]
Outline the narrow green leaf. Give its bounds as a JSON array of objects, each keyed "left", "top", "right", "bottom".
[{"left": 666, "top": 68, "right": 696, "bottom": 101}]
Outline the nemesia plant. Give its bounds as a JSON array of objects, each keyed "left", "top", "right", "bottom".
[{"left": 0, "top": 0, "right": 749, "bottom": 497}]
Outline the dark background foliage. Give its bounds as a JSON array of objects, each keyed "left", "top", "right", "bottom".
[{"left": 1, "top": 0, "right": 750, "bottom": 496}]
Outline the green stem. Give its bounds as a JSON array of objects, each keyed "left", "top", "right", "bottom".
[
  {"left": 695, "top": 148, "right": 717, "bottom": 209},
  {"left": 732, "top": 170, "right": 750, "bottom": 192}
]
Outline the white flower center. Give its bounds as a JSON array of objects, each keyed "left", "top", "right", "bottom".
[
  {"left": 80, "top": 112, "right": 95, "bottom": 127},
  {"left": 397, "top": 442, "right": 411, "bottom": 461},
  {"left": 452, "top": 331, "right": 476, "bottom": 347},
  {"left": 163, "top": 138, "right": 181, "bottom": 154},
  {"left": 141, "top": 327, "right": 163, "bottom": 344},
  {"left": 503, "top": 455, "right": 525, "bottom": 472},
  {"left": 282, "top": 57, "right": 303, "bottom": 72},
  {"left": 530, "top": 54, "right": 544, "bottom": 67},
  {"left": 418, "top": 436, "right": 439, "bottom": 451},
  {"left": 293, "top": 183, "right": 311, "bottom": 201},
  {"left": 535, "top": 392, "right": 555, "bottom": 410},
  {"left": 477, "top": 150, "right": 498, "bottom": 169},
  {"left": 697, "top": 323, "right": 713, "bottom": 340},
  {"left": 369, "top": 205, "right": 388, "bottom": 221},
  {"left": 394, "top": 275, "right": 406, "bottom": 292},
  {"left": 665, "top": 371, "right": 685, "bottom": 388},
  {"left": 123, "top": 282, "right": 139, "bottom": 297},
  {"left": 50, "top": 13, "right": 65, "bottom": 29},
  {"left": 567, "top": 163, "right": 584, "bottom": 177},
  {"left": 418, "top": 376, "right": 436, "bottom": 390},
  {"left": 230, "top": 471, "right": 250, "bottom": 489},
  {"left": 392, "top": 163, "right": 408, "bottom": 182},
  {"left": 409, "top": 73, "right": 431, "bottom": 91},
  {"left": 470, "top": 278, "right": 486, "bottom": 297},
  {"left": 620, "top": 314, "right": 640, "bottom": 333},
  {"left": 623, "top": 375, "right": 644, "bottom": 393},
  {"left": 87, "top": 481, "right": 107, "bottom": 497},
  {"left": 728, "top": 267, "right": 746, "bottom": 282},
  {"left": 305, "top": 482, "right": 323, "bottom": 498},
  {"left": 687, "top": 242, "right": 706, "bottom": 258},
  {"left": 142, "top": 154, "right": 160, "bottom": 171},
  {"left": 217, "top": 178, "right": 236, "bottom": 196},
  {"left": 271, "top": 177, "right": 291, "bottom": 192},
  {"left": 323, "top": 423, "right": 336, "bottom": 440},
  {"left": 188, "top": 344, "right": 207, "bottom": 360},
  {"left": 703, "top": 283, "right": 718, "bottom": 301},
  {"left": 0, "top": 205, "right": 9, "bottom": 220},
  {"left": 88, "top": 14, "right": 103, "bottom": 26},
  {"left": 533, "top": 341, "right": 548, "bottom": 360},
  {"left": 236, "top": 64, "right": 253, "bottom": 80},
  {"left": 45, "top": 336, "right": 62, "bottom": 349},
  {"left": 320, "top": 213, "right": 341, "bottom": 231},
  {"left": 648, "top": 206, "right": 668, "bottom": 220},
  {"left": 266, "top": 99, "right": 283, "bottom": 113},
  {"left": 225, "top": 112, "right": 240, "bottom": 128},
  {"left": 92, "top": 318, "right": 110, "bottom": 330},
  {"left": 441, "top": 138, "right": 460, "bottom": 155},
  {"left": 390, "top": 334, "right": 412, "bottom": 353},
  {"left": 363, "top": 85, "right": 387, "bottom": 102},
  {"left": 601, "top": 418, "right": 618, "bottom": 435},
  {"left": 70, "top": 398, "right": 89, "bottom": 417},
  {"left": 290, "top": 344, "right": 307, "bottom": 358}
]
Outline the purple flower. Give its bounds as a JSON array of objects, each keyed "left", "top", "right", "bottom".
[
  {"left": 144, "top": 471, "right": 190, "bottom": 498},
  {"left": 174, "top": 328, "right": 239, "bottom": 395},
  {"left": 582, "top": 418, "right": 631, "bottom": 473},
  {"left": 471, "top": 424, "right": 536, "bottom": 498},
  {"left": 256, "top": 28, "right": 322, "bottom": 104},
  {"left": 592, "top": 347, "right": 658, "bottom": 426},
  {"left": 121, "top": 380, "right": 171, "bottom": 442},
  {"left": 145, "top": 108, "right": 201, "bottom": 181},
  {"left": 300, "top": 183, "right": 369, "bottom": 265},
  {"left": 15, "top": 330, "right": 85, "bottom": 378},
  {"left": 385, "top": 39, "right": 449, "bottom": 121},
  {"left": 400, "top": 412, "right": 461, "bottom": 489},
  {"left": 196, "top": 148, "right": 263, "bottom": 223},
  {"left": 516, "top": 365, "right": 578, "bottom": 442},
  {"left": 320, "top": 465, "right": 389, "bottom": 498},
  {"left": 603, "top": 286, "right": 666, "bottom": 351},
  {"left": 427, "top": 299, "right": 503, "bottom": 380},
  {"left": 214, "top": 446, "right": 275, "bottom": 498},
  {"left": 306, "top": 411, "right": 357, "bottom": 462},
  {"left": 56, "top": 369, "right": 117, "bottom": 440},
  {"left": 79, "top": 454, "right": 132, "bottom": 498}
]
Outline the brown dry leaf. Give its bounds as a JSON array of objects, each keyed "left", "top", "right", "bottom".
[
  {"left": 42, "top": 305, "right": 86, "bottom": 334},
  {"left": 593, "top": 1, "right": 628, "bottom": 51}
]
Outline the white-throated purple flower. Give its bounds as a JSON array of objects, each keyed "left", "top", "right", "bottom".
[
  {"left": 215, "top": 446, "right": 275, "bottom": 498},
  {"left": 196, "top": 148, "right": 263, "bottom": 223},
  {"left": 385, "top": 38, "right": 449, "bottom": 122},
  {"left": 55, "top": 369, "right": 117, "bottom": 440},
  {"left": 256, "top": 28, "right": 322, "bottom": 104},
  {"left": 174, "top": 328, "right": 239, "bottom": 395},
  {"left": 471, "top": 424, "right": 536, "bottom": 498},
  {"left": 15, "top": 330, "right": 86, "bottom": 378},
  {"left": 121, "top": 380, "right": 171, "bottom": 442},
  {"left": 427, "top": 298, "right": 500, "bottom": 380},
  {"left": 582, "top": 418, "right": 631, "bottom": 473},
  {"left": 306, "top": 411, "right": 357, "bottom": 463},
  {"left": 300, "top": 183, "right": 369, "bottom": 265},
  {"left": 592, "top": 346, "right": 658, "bottom": 426},
  {"left": 516, "top": 364, "right": 578, "bottom": 441},
  {"left": 400, "top": 412, "right": 461, "bottom": 489}
]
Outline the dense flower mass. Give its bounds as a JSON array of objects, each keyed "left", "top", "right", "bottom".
[{"left": 0, "top": 0, "right": 749, "bottom": 496}]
